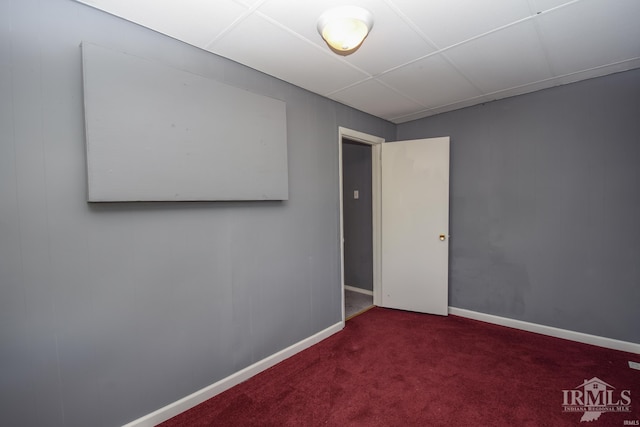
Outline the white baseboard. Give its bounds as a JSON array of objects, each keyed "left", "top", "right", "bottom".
[
  {"left": 122, "top": 321, "right": 344, "bottom": 427},
  {"left": 345, "top": 285, "right": 374, "bottom": 296},
  {"left": 449, "top": 307, "right": 640, "bottom": 354}
]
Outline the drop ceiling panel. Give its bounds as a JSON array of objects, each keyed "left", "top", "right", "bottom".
[
  {"left": 210, "top": 13, "right": 369, "bottom": 96},
  {"left": 258, "top": 0, "right": 436, "bottom": 75},
  {"left": 378, "top": 54, "right": 482, "bottom": 109},
  {"left": 396, "top": 96, "right": 492, "bottom": 123},
  {"left": 530, "top": 0, "right": 576, "bottom": 13},
  {"left": 536, "top": 0, "right": 640, "bottom": 75},
  {"left": 445, "top": 20, "right": 552, "bottom": 94},
  {"left": 390, "top": 0, "right": 533, "bottom": 48},
  {"left": 344, "top": 16, "right": 436, "bottom": 76},
  {"left": 331, "top": 79, "right": 424, "bottom": 122},
  {"left": 236, "top": 0, "right": 265, "bottom": 7},
  {"left": 76, "top": 0, "right": 248, "bottom": 48}
]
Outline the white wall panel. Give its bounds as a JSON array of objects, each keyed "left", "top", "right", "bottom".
[{"left": 82, "top": 42, "right": 288, "bottom": 201}]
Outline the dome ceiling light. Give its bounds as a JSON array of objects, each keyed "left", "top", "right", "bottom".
[{"left": 317, "top": 6, "right": 374, "bottom": 55}]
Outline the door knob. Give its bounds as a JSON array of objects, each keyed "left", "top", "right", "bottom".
[{"left": 439, "top": 234, "right": 446, "bottom": 241}]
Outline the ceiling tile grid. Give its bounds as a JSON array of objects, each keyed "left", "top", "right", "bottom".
[
  {"left": 210, "top": 12, "right": 370, "bottom": 96},
  {"left": 388, "top": 0, "right": 535, "bottom": 49},
  {"left": 330, "top": 78, "right": 426, "bottom": 122},
  {"left": 74, "top": 0, "right": 640, "bottom": 123},
  {"left": 77, "top": 0, "right": 250, "bottom": 48},
  {"left": 376, "top": 53, "right": 484, "bottom": 110},
  {"left": 530, "top": 0, "right": 579, "bottom": 12},
  {"left": 255, "top": 0, "right": 438, "bottom": 76},
  {"left": 442, "top": 19, "right": 554, "bottom": 94}
]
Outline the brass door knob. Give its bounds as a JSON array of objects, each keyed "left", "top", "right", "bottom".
[{"left": 439, "top": 234, "right": 446, "bottom": 241}]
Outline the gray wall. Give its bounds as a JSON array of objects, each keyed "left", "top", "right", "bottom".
[
  {"left": 397, "top": 69, "right": 640, "bottom": 344},
  {"left": 342, "top": 141, "right": 373, "bottom": 291},
  {"left": 0, "top": 1, "right": 394, "bottom": 426}
]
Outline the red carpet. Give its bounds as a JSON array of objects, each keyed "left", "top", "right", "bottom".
[{"left": 160, "top": 307, "right": 639, "bottom": 426}]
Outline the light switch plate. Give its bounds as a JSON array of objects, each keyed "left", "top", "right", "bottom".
[{"left": 353, "top": 190, "right": 359, "bottom": 199}]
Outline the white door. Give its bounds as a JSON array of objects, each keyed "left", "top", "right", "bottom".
[{"left": 380, "top": 137, "right": 450, "bottom": 315}]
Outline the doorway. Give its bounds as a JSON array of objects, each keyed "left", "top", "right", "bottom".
[
  {"left": 338, "top": 127, "right": 451, "bottom": 322},
  {"left": 339, "top": 128, "right": 383, "bottom": 322},
  {"left": 342, "top": 139, "right": 374, "bottom": 319}
]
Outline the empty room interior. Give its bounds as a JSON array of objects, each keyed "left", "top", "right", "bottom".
[{"left": 2, "top": 0, "right": 639, "bottom": 426}]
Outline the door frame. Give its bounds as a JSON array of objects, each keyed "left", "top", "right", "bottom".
[{"left": 338, "top": 127, "right": 384, "bottom": 323}]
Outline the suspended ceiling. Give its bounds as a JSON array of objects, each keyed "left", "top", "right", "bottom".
[{"left": 76, "top": 0, "right": 640, "bottom": 124}]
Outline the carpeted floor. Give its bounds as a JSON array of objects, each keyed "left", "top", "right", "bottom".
[{"left": 159, "top": 307, "right": 639, "bottom": 426}]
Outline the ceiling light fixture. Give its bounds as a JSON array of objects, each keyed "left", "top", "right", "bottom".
[{"left": 317, "top": 6, "right": 374, "bottom": 55}]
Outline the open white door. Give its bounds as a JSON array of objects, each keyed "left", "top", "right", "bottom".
[{"left": 381, "top": 137, "right": 450, "bottom": 315}]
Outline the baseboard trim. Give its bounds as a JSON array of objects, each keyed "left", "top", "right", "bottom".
[
  {"left": 449, "top": 307, "right": 640, "bottom": 354},
  {"left": 122, "top": 321, "right": 344, "bottom": 427},
  {"left": 345, "top": 285, "right": 374, "bottom": 296}
]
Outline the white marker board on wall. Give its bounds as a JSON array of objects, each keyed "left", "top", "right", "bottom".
[{"left": 81, "top": 42, "right": 288, "bottom": 201}]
